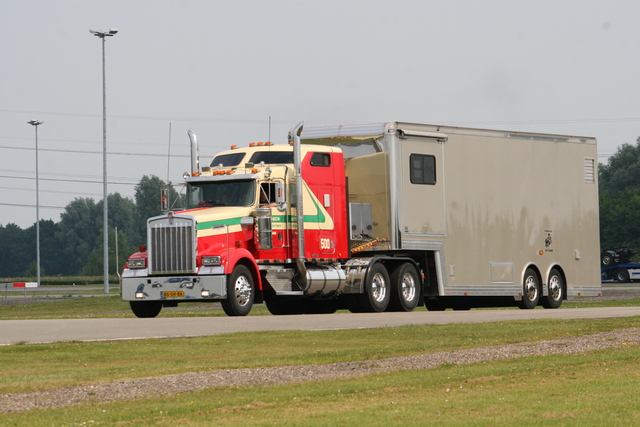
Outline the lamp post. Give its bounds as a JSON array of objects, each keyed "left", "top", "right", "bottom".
[
  {"left": 27, "top": 120, "right": 43, "bottom": 287},
  {"left": 90, "top": 28, "right": 118, "bottom": 294}
]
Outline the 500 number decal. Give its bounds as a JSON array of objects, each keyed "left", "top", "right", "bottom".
[{"left": 320, "top": 238, "right": 332, "bottom": 249}]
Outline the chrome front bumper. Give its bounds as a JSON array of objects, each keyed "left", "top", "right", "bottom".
[{"left": 121, "top": 271, "right": 226, "bottom": 301}]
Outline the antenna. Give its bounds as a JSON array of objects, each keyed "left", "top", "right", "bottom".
[
  {"left": 166, "top": 122, "right": 172, "bottom": 183},
  {"left": 268, "top": 116, "right": 271, "bottom": 143}
]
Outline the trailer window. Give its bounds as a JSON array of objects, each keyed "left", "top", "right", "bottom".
[{"left": 410, "top": 154, "right": 436, "bottom": 185}]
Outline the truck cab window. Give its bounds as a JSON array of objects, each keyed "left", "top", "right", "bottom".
[
  {"left": 310, "top": 152, "right": 331, "bottom": 167},
  {"left": 250, "top": 151, "right": 293, "bottom": 164},
  {"left": 210, "top": 153, "right": 246, "bottom": 167},
  {"left": 410, "top": 154, "right": 436, "bottom": 185},
  {"left": 260, "top": 182, "right": 277, "bottom": 205}
]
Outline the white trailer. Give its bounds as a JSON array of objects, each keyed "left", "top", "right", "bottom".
[{"left": 300, "top": 121, "right": 601, "bottom": 309}]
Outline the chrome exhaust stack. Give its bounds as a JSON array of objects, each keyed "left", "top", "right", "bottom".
[
  {"left": 290, "top": 121, "right": 308, "bottom": 291},
  {"left": 187, "top": 129, "right": 200, "bottom": 176}
]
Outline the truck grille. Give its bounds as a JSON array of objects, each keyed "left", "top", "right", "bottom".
[{"left": 148, "top": 215, "right": 196, "bottom": 275}]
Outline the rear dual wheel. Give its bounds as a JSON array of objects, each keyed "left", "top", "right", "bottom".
[
  {"left": 388, "top": 263, "right": 420, "bottom": 312},
  {"left": 353, "top": 263, "right": 391, "bottom": 312}
]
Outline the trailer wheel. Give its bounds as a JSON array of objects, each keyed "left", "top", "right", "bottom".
[
  {"left": 388, "top": 263, "right": 420, "bottom": 312},
  {"left": 129, "top": 301, "right": 162, "bottom": 318},
  {"left": 357, "top": 262, "right": 390, "bottom": 312},
  {"left": 541, "top": 268, "right": 564, "bottom": 309},
  {"left": 221, "top": 265, "right": 255, "bottom": 316},
  {"left": 616, "top": 268, "right": 631, "bottom": 283},
  {"left": 519, "top": 268, "right": 540, "bottom": 309}
]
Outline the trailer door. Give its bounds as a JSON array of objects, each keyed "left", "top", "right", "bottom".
[{"left": 400, "top": 136, "right": 445, "bottom": 236}]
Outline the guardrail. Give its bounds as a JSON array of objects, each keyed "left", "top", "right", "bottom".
[{"left": 3, "top": 282, "right": 38, "bottom": 298}]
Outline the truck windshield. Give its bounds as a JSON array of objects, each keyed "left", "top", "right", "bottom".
[{"left": 186, "top": 180, "right": 255, "bottom": 209}]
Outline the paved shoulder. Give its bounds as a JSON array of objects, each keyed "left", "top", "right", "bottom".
[{"left": 2, "top": 306, "right": 640, "bottom": 345}]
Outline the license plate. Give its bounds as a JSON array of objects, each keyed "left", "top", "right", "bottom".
[{"left": 162, "top": 291, "right": 184, "bottom": 298}]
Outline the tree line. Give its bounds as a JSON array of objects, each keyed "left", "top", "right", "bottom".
[
  {"left": 599, "top": 136, "right": 640, "bottom": 253},
  {"left": 0, "top": 175, "right": 180, "bottom": 278}
]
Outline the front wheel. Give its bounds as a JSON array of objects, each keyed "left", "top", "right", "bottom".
[
  {"left": 519, "top": 268, "right": 540, "bottom": 309},
  {"left": 541, "top": 268, "right": 564, "bottom": 309},
  {"left": 129, "top": 301, "right": 162, "bottom": 318},
  {"left": 221, "top": 265, "right": 255, "bottom": 316}
]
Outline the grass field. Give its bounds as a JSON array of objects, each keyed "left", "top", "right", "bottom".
[{"left": 0, "top": 292, "right": 639, "bottom": 425}]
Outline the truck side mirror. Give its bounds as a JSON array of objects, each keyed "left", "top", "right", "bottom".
[
  {"left": 161, "top": 187, "right": 169, "bottom": 212},
  {"left": 275, "top": 182, "right": 287, "bottom": 212}
]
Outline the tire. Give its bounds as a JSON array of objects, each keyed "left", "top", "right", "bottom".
[
  {"left": 129, "top": 301, "right": 162, "bottom": 318},
  {"left": 356, "top": 262, "right": 391, "bottom": 312},
  {"left": 344, "top": 295, "right": 365, "bottom": 313},
  {"left": 388, "top": 263, "right": 420, "bottom": 312},
  {"left": 601, "top": 251, "right": 615, "bottom": 268},
  {"left": 221, "top": 265, "right": 255, "bottom": 316},
  {"left": 518, "top": 268, "right": 540, "bottom": 309},
  {"left": 616, "top": 268, "right": 631, "bottom": 283},
  {"left": 541, "top": 268, "right": 564, "bottom": 309}
]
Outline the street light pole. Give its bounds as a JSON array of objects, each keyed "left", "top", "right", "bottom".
[
  {"left": 27, "top": 120, "right": 43, "bottom": 287},
  {"left": 90, "top": 28, "right": 118, "bottom": 294}
]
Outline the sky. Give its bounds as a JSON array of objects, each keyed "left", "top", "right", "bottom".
[{"left": 1, "top": 0, "right": 640, "bottom": 229}]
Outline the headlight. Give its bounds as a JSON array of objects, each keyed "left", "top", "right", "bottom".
[
  {"left": 127, "top": 259, "right": 146, "bottom": 269},
  {"left": 202, "top": 256, "right": 221, "bottom": 266}
]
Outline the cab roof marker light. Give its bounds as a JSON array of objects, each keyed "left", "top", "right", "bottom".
[
  {"left": 249, "top": 143, "right": 256, "bottom": 147},
  {"left": 230, "top": 145, "right": 238, "bottom": 149}
]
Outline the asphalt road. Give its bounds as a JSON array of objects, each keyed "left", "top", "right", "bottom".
[{"left": 2, "top": 306, "right": 640, "bottom": 346}]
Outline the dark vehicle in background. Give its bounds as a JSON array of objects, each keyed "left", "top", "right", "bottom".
[{"left": 601, "top": 248, "right": 639, "bottom": 282}]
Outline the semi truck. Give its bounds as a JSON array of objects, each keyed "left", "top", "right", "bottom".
[{"left": 120, "top": 121, "right": 602, "bottom": 317}]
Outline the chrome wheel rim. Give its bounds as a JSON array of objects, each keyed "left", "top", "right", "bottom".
[
  {"left": 401, "top": 272, "right": 417, "bottom": 302},
  {"left": 549, "top": 275, "right": 562, "bottom": 301},
  {"left": 524, "top": 275, "right": 538, "bottom": 302},
  {"left": 371, "top": 272, "right": 387, "bottom": 302},
  {"left": 234, "top": 275, "right": 252, "bottom": 307}
]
